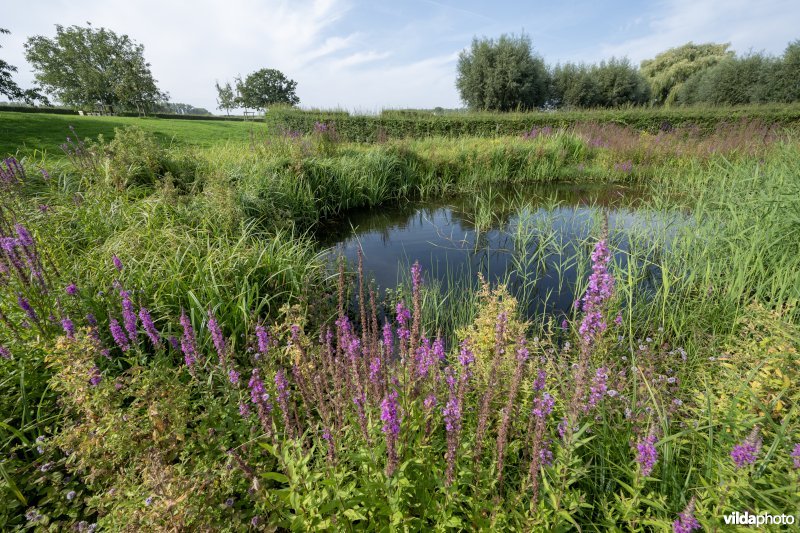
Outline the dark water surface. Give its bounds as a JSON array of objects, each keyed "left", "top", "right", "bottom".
[{"left": 319, "top": 183, "right": 681, "bottom": 318}]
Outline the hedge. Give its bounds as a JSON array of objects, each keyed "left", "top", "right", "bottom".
[{"left": 266, "top": 105, "right": 800, "bottom": 142}]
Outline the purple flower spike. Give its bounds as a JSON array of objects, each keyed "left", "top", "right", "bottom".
[
  {"left": 65, "top": 283, "right": 78, "bottom": 296},
  {"left": 636, "top": 431, "right": 658, "bottom": 477},
  {"left": 792, "top": 443, "right": 800, "bottom": 469},
  {"left": 207, "top": 310, "right": 226, "bottom": 366},
  {"left": 673, "top": 498, "right": 700, "bottom": 533},
  {"left": 138, "top": 307, "right": 160, "bottom": 346},
  {"left": 731, "top": 426, "right": 762, "bottom": 468},
  {"left": 89, "top": 366, "right": 102, "bottom": 386},
  {"left": 61, "top": 317, "right": 75, "bottom": 339},
  {"left": 17, "top": 296, "right": 38, "bottom": 323},
  {"left": 109, "top": 318, "right": 130, "bottom": 352},
  {"left": 112, "top": 255, "right": 123, "bottom": 271},
  {"left": 120, "top": 290, "right": 137, "bottom": 341},
  {"left": 578, "top": 239, "right": 615, "bottom": 346},
  {"left": 255, "top": 325, "right": 270, "bottom": 356},
  {"left": 179, "top": 310, "right": 198, "bottom": 367},
  {"left": 381, "top": 390, "right": 401, "bottom": 476}
]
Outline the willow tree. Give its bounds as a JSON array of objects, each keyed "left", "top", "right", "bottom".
[
  {"left": 456, "top": 33, "right": 548, "bottom": 111},
  {"left": 640, "top": 42, "right": 732, "bottom": 105}
]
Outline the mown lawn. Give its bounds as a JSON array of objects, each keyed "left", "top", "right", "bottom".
[{"left": 0, "top": 111, "right": 269, "bottom": 156}]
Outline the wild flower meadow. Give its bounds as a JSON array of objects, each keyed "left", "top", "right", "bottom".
[{"left": 0, "top": 118, "right": 799, "bottom": 530}]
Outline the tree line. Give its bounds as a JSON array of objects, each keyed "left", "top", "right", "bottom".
[
  {"left": 0, "top": 24, "right": 300, "bottom": 115},
  {"left": 456, "top": 34, "right": 800, "bottom": 111}
]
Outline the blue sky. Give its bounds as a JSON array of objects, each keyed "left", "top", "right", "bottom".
[{"left": 2, "top": 0, "right": 798, "bottom": 112}]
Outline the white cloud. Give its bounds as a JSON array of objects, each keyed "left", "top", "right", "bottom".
[{"left": 592, "top": 0, "right": 799, "bottom": 64}]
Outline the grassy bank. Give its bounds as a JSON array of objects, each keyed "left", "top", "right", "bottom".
[{"left": 1, "top": 117, "right": 798, "bottom": 529}]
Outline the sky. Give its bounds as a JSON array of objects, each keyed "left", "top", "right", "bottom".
[{"left": 1, "top": 0, "right": 798, "bottom": 113}]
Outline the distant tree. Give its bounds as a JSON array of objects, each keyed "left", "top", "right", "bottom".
[
  {"left": 235, "top": 68, "right": 299, "bottom": 111},
  {"left": 590, "top": 57, "right": 650, "bottom": 107},
  {"left": 549, "top": 62, "right": 599, "bottom": 108},
  {"left": 155, "top": 102, "right": 212, "bottom": 115},
  {"left": 0, "top": 28, "right": 48, "bottom": 104},
  {"left": 215, "top": 81, "right": 236, "bottom": 115},
  {"left": 677, "top": 53, "right": 779, "bottom": 106},
  {"left": 24, "top": 24, "right": 165, "bottom": 112},
  {"left": 640, "top": 42, "right": 733, "bottom": 105},
  {"left": 456, "top": 33, "right": 548, "bottom": 111},
  {"left": 775, "top": 40, "right": 800, "bottom": 102}
]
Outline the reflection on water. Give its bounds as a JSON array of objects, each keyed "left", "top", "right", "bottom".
[{"left": 319, "top": 183, "right": 682, "bottom": 318}]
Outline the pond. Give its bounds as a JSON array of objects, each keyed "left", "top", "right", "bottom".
[{"left": 319, "top": 183, "right": 683, "bottom": 319}]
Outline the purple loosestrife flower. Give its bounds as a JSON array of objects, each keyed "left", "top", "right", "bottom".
[
  {"left": 792, "top": 443, "right": 800, "bottom": 469},
  {"left": 395, "top": 301, "right": 411, "bottom": 340},
  {"left": 532, "top": 369, "right": 546, "bottom": 391},
  {"left": 228, "top": 369, "right": 240, "bottom": 385},
  {"left": 109, "top": 318, "right": 130, "bottom": 352},
  {"left": 248, "top": 368, "right": 273, "bottom": 434},
  {"left": 17, "top": 296, "right": 37, "bottom": 323},
  {"left": 138, "top": 307, "right": 160, "bottom": 347},
  {"left": 112, "top": 255, "right": 123, "bottom": 271},
  {"left": 442, "top": 369, "right": 462, "bottom": 433},
  {"left": 731, "top": 426, "right": 762, "bottom": 468},
  {"left": 382, "top": 320, "right": 393, "bottom": 355},
  {"left": 120, "top": 290, "right": 137, "bottom": 341},
  {"left": 578, "top": 239, "right": 614, "bottom": 346},
  {"left": 673, "top": 498, "right": 700, "bottom": 533},
  {"left": 433, "top": 337, "right": 445, "bottom": 361},
  {"left": 61, "top": 317, "right": 75, "bottom": 339},
  {"left": 380, "top": 390, "right": 401, "bottom": 476},
  {"left": 239, "top": 402, "right": 250, "bottom": 417},
  {"left": 458, "top": 338, "right": 475, "bottom": 369},
  {"left": 636, "top": 431, "right": 658, "bottom": 477},
  {"left": 15, "top": 224, "right": 34, "bottom": 247},
  {"left": 415, "top": 337, "right": 434, "bottom": 379},
  {"left": 369, "top": 354, "right": 381, "bottom": 385},
  {"left": 180, "top": 310, "right": 198, "bottom": 367},
  {"left": 423, "top": 394, "right": 437, "bottom": 410},
  {"left": 65, "top": 283, "right": 78, "bottom": 296},
  {"left": 255, "top": 325, "right": 270, "bottom": 356},
  {"left": 207, "top": 310, "right": 227, "bottom": 366},
  {"left": 532, "top": 393, "right": 555, "bottom": 418},
  {"left": 274, "top": 369, "right": 291, "bottom": 430},
  {"left": 0, "top": 345, "right": 11, "bottom": 359},
  {"left": 168, "top": 336, "right": 179, "bottom": 351},
  {"left": 587, "top": 367, "right": 608, "bottom": 410},
  {"left": 89, "top": 366, "right": 102, "bottom": 386}
]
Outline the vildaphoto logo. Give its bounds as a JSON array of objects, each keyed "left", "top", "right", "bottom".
[{"left": 722, "top": 511, "right": 796, "bottom": 527}]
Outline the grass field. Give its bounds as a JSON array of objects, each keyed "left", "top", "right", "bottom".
[
  {"left": 0, "top": 111, "right": 267, "bottom": 156},
  {"left": 1, "top": 109, "right": 799, "bottom": 530}
]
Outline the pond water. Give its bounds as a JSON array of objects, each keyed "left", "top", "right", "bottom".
[{"left": 320, "top": 183, "right": 682, "bottom": 319}]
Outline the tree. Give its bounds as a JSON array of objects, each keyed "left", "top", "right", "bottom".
[
  {"left": 590, "top": 58, "right": 650, "bottom": 107},
  {"left": 640, "top": 42, "right": 733, "bottom": 105},
  {"left": 549, "top": 62, "right": 599, "bottom": 108},
  {"left": 235, "top": 68, "right": 299, "bottom": 111},
  {"left": 24, "top": 24, "right": 165, "bottom": 112},
  {"left": 155, "top": 102, "right": 212, "bottom": 115},
  {"left": 215, "top": 81, "right": 236, "bottom": 115},
  {"left": 456, "top": 33, "right": 548, "bottom": 111},
  {"left": 676, "top": 53, "right": 779, "bottom": 106},
  {"left": 0, "top": 28, "right": 48, "bottom": 104},
  {"left": 775, "top": 40, "right": 800, "bottom": 102}
]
